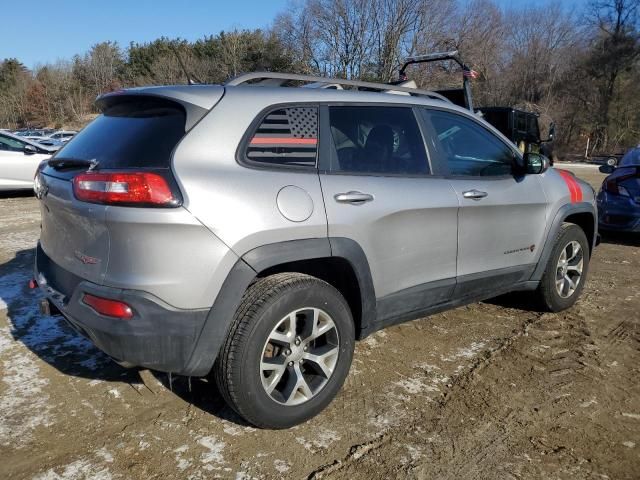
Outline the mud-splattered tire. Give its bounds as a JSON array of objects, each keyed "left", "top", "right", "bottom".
[
  {"left": 214, "top": 273, "right": 355, "bottom": 429},
  {"left": 535, "top": 223, "right": 590, "bottom": 312}
]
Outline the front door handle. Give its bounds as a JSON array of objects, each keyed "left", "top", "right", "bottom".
[
  {"left": 334, "top": 191, "right": 374, "bottom": 204},
  {"left": 462, "top": 189, "right": 488, "bottom": 200}
]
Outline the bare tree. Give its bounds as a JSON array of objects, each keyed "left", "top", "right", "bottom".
[{"left": 585, "top": 0, "right": 640, "bottom": 149}]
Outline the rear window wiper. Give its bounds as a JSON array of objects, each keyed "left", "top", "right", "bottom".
[{"left": 48, "top": 158, "right": 99, "bottom": 171}]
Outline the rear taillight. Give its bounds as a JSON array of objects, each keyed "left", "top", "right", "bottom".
[
  {"left": 83, "top": 293, "right": 133, "bottom": 319},
  {"left": 603, "top": 177, "right": 633, "bottom": 197},
  {"left": 72, "top": 172, "right": 178, "bottom": 206}
]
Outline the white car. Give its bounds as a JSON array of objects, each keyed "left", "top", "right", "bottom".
[
  {"left": 48, "top": 130, "right": 77, "bottom": 143},
  {"left": 0, "top": 131, "right": 57, "bottom": 191}
]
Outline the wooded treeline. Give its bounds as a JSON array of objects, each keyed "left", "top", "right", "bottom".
[{"left": 1, "top": 0, "right": 638, "bottom": 154}]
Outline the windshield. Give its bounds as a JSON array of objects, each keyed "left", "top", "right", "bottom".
[
  {"left": 53, "top": 97, "right": 186, "bottom": 169},
  {"left": 619, "top": 148, "right": 640, "bottom": 167}
]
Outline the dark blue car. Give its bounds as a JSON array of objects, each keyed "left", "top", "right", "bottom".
[{"left": 597, "top": 147, "right": 640, "bottom": 232}]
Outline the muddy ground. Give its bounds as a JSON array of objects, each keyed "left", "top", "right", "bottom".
[{"left": 0, "top": 165, "right": 638, "bottom": 479}]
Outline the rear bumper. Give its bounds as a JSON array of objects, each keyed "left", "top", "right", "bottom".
[
  {"left": 597, "top": 194, "right": 640, "bottom": 232},
  {"left": 35, "top": 243, "right": 210, "bottom": 375},
  {"left": 598, "top": 209, "right": 640, "bottom": 232}
]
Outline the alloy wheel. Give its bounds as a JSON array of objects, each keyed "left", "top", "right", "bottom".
[
  {"left": 260, "top": 307, "right": 339, "bottom": 406},
  {"left": 555, "top": 240, "right": 584, "bottom": 298}
]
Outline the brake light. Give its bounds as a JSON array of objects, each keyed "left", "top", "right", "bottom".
[
  {"left": 83, "top": 293, "right": 133, "bottom": 319},
  {"left": 603, "top": 175, "right": 634, "bottom": 197},
  {"left": 72, "top": 172, "right": 177, "bottom": 206}
]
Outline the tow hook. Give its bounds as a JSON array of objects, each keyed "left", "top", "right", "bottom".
[{"left": 39, "top": 298, "right": 52, "bottom": 316}]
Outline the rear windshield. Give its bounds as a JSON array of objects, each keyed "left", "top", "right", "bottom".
[
  {"left": 620, "top": 148, "right": 640, "bottom": 167},
  {"left": 53, "top": 97, "right": 186, "bottom": 169}
]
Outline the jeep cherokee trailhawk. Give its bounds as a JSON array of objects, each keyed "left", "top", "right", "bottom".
[{"left": 33, "top": 72, "right": 598, "bottom": 428}]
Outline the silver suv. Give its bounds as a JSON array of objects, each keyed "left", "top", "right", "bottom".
[{"left": 33, "top": 73, "right": 598, "bottom": 428}]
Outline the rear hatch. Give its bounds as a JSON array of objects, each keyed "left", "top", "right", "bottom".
[
  {"left": 617, "top": 164, "right": 640, "bottom": 202},
  {"left": 38, "top": 94, "right": 207, "bottom": 291}
]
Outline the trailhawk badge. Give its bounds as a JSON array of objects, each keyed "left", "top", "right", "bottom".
[
  {"left": 74, "top": 250, "right": 100, "bottom": 265},
  {"left": 504, "top": 244, "right": 536, "bottom": 255}
]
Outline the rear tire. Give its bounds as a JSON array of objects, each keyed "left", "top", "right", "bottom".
[
  {"left": 214, "top": 273, "right": 355, "bottom": 429},
  {"left": 535, "top": 223, "right": 590, "bottom": 312}
]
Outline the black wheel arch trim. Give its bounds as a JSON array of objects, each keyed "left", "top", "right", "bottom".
[
  {"left": 183, "top": 237, "right": 376, "bottom": 377},
  {"left": 530, "top": 202, "right": 597, "bottom": 282}
]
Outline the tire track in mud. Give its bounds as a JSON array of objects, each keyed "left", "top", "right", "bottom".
[
  {"left": 307, "top": 308, "right": 543, "bottom": 479},
  {"left": 315, "top": 303, "right": 639, "bottom": 480}
]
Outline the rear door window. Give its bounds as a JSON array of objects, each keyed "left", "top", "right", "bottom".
[
  {"left": 327, "top": 106, "right": 429, "bottom": 175},
  {"left": 243, "top": 106, "right": 318, "bottom": 168},
  {"left": 52, "top": 97, "right": 186, "bottom": 169}
]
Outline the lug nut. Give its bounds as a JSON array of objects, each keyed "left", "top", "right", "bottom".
[
  {"left": 299, "top": 359, "right": 304, "bottom": 364},
  {"left": 295, "top": 338, "right": 301, "bottom": 346},
  {"left": 303, "top": 345, "right": 308, "bottom": 351},
  {"left": 285, "top": 349, "right": 291, "bottom": 356},
  {"left": 288, "top": 361, "right": 294, "bottom": 367}
]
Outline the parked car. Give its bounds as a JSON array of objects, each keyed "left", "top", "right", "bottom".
[
  {"left": 597, "top": 146, "right": 640, "bottom": 232},
  {"left": 25, "top": 136, "right": 64, "bottom": 149},
  {"left": 14, "top": 129, "right": 54, "bottom": 137},
  {"left": 0, "top": 131, "right": 57, "bottom": 191},
  {"left": 48, "top": 130, "right": 77, "bottom": 143},
  {"left": 33, "top": 73, "right": 598, "bottom": 429},
  {"left": 476, "top": 107, "right": 555, "bottom": 163}
]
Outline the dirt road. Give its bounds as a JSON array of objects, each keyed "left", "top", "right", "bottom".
[{"left": 0, "top": 166, "right": 638, "bottom": 479}]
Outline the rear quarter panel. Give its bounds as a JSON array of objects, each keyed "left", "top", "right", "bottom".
[{"left": 172, "top": 88, "right": 329, "bottom": 258}]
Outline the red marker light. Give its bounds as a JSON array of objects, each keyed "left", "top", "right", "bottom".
[{"left": 83, "top": 293, "right": 133, "bottom": 319}]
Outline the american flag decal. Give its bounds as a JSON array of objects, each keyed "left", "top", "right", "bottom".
[
  {"left": 247, "top": 107, "right": 318, "bottom": 166},
  {"left": 462, "top": 67, "right": 479, "bottom": 80}
]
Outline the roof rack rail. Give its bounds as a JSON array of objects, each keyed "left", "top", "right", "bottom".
[{"left": 225, "top": 71, "right": 452, "bottom": 103}]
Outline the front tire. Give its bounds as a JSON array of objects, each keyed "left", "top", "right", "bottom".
[
  {"left": 214, "top": 273, "right": 355, "bottom": 429},
  {"left": 535, "top": 223, "right": 590, "bottom": 312}
]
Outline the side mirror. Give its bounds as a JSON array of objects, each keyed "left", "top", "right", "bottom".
[
  {"left": 23, "top": 144, "right": 38, "bottom": 155},
  {"left": 547, "top": 122, "right": 556, "bottom": 142},
  {"left": 524, "top": 152, "right": 549, "bottom": 175},
  {"left": 599, "top": 164, "right": 615, "bottom": 174}
]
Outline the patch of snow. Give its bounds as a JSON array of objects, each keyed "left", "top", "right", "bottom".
[
  {"left": 34, "top": 457, "right": 113, "bottom": 480},
  {"left": 622, "top": 441, "right": 635, "bottom": 448},
  {"left": 0, "top": 346, "right": 51, "bottom": 447},
  {"left": 0, "top": 268, "right": 112, "bottom": 445},
  {"left": 296, "top": 428, "right": 340, "bottom": 452},
  {"left": 394, "top": 377, "right": 439, "bottom": 395},
  {"left": 622, "top": 412, "right": 640, "bottom": 420},
  {"left": 274, "top": 459, "right": 290, "bottom": 473},
  {"left": 223, "top": 422, "right": 254, "bottom": 436},
  {"left": 441, "top": 341, "right": 487, "bottom": 362},
  {"left": 198, "top": 436, "right": 226, "bottom": 465},
  {"left": 107, "top": 388, "right": 121, "bottom": 399}
]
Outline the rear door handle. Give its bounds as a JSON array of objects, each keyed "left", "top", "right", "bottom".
[
  {"left": 462, "top": 189, "right": 488, "bottom": 200},
  {"left": 334, "top": 191, "right": 374, "bottom": 204}
]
